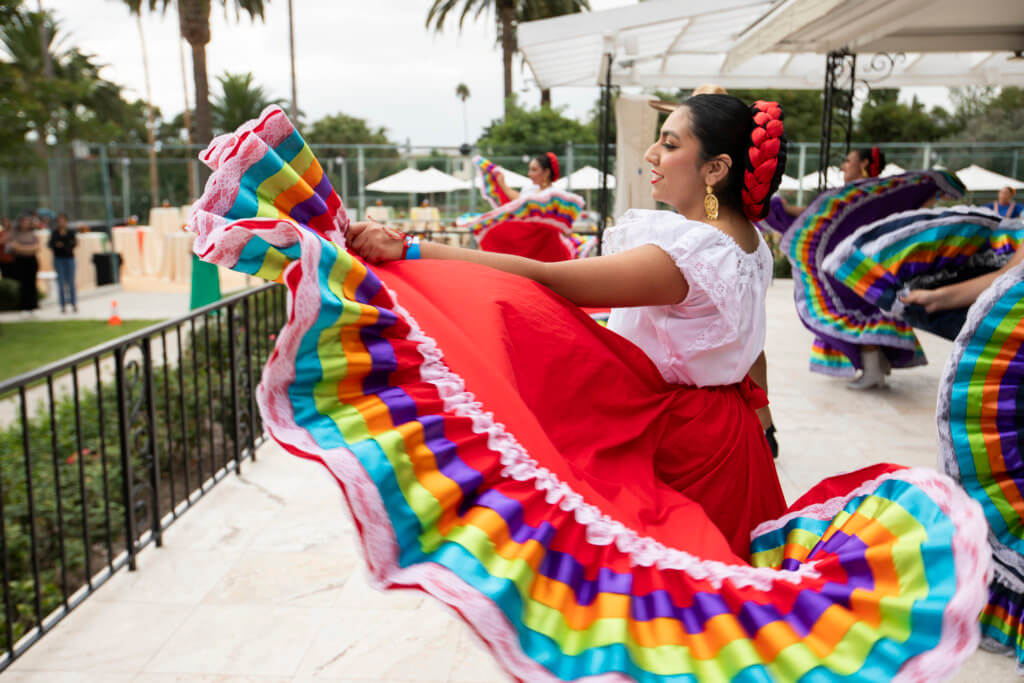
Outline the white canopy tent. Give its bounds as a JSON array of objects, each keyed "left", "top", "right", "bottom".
[
  {"left": 954, "top": 165, "right": 1024, "bottom": 192},
  {"left": 518, "top": 0, "right": 1024, "bottom": 231},
  {"left": 518, "top": 0, "right": 1024, "bottom": 91},
  {"left": 554, "top": 165, "right": 616, "bottom": 191}
]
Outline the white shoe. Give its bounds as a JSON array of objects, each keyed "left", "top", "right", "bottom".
[{"left": 847, "top": 349, "right": 887, "bottom": 390}]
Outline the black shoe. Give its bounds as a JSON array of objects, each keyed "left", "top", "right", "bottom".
[{"left": 765, "top": 424, "right": 778, "bottom": 459}]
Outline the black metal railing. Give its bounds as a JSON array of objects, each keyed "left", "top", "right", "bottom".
[{"left": 0, "top": 282, "right": 286, "bottom": 671}]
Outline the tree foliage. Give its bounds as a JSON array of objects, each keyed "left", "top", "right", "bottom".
[
  {"left": 210, "top": 71, "right": 284, "bottom": 134},
  {"left": 426, "top": 0, "right": 589, "bottom": 114},
  {"left": 855, "top": 89, "right": 952, "bottom": 143},
  {"left": 476, "top": 96, "right": 595, "bottom": 155},
  {"left": 305, "top": 112, "right": 395, "bottom": 148},
  {"left": 0, "top": 7, "right": 150, "bottom": 169},
  {"left": 943, "top": 86, "right": 1024, "bottom": 143},
  {"left": 123, "top": 0, "right": 268, "bottom": 146}
]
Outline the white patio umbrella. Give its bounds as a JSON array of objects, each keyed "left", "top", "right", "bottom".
[
  {"left": 418, "top": 167, "right": 472, "bottom": 192},
  {"left": 797, "top": 166, "right": 845, "bottom": 189},
  {"left": 553, "top": 165, "right": 616, "bottom": 191},
  {"left": 954, "top": 165, "right": 1024, "bottom": 192},
  {"left": 777, "top": 174, "right": 801, "bottom": 191},
  {"left": 366, "top": 167, "right": 472, "bottom": 194},
  {"left": 365, "top": 168, "right": 426, "bottom": 193}
]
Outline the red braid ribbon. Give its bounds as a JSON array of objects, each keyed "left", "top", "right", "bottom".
[
  {"left": 869, "top": 146, "right": 882, "bottom": 177},
  {"left": 545, "top": 152, "right": 560, "bottom": 181},
  {"left": 741, "top": 100, "right": 785, "bottom": 221}
]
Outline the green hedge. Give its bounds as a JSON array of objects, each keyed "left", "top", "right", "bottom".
[{"left": 0, "top": 292, "right": 280, "bottom": 650}]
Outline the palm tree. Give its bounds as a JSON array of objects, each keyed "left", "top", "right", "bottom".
[
  {"left": 211, "top": 71, "right": 284, "bottom": 133},
  {"left": 455, "top": 82, "right": 470, "bottom": 143},
  {"left": 520, "top": 0, "right": 588, "bottom": 107},
  {"left": 123, "top": 0, "right": 268, "bottom": 146},
  {"left": 426, "top": 0, "right": 588, "bottom": 116},
  {"left": 0, "top": 8, "right": 63, "bottom": 204}
]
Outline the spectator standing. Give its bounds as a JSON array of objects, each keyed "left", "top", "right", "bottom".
[
  {"left": 48, "top": 213, "right": 77, "bottom": 313},
  {"left": 989, "top": 186, "right": 1024, "bottom": 218},
  {"left": 0, "top": 216, "right": 14, "bottom": 279},
  {"left": 8, "top": 215, "right": 40, "bottom": 310}
]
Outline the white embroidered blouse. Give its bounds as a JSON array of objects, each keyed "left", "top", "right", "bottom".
[{"left": 602, "top": 209, "right": 773, "bottom": 388}]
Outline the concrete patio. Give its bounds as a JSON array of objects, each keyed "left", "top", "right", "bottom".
[{"left": 4, "top": 278, "right": 1018, "bottom": 682}]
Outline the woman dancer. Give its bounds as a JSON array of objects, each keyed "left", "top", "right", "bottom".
[
  {"left": 469, "top": 153, "right": 590, "bottom": 262},
  {"left": 494, "top": 152, "right": 559, "bottom": 200},
  {"left": 8, "top": 214, "right": 40, "bottom": 311},
  {"left": 771, "top": 144, "right": 964, "bottom": 388},
  {"left": 188, "top": 103, "right": 989, "bottom": 682},
  {"left": 777, "top": 146, "right": 887, "bottom": 220}
]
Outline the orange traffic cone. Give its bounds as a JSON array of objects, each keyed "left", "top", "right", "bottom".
[{"left": 107, "top": 299, "right": 122, "bottom": 326}]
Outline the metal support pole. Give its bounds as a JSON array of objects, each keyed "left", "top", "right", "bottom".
[
  {"left": 597, "top": 52, "right": 613, "bottom": 255},
  {"left": 141, "top": 339, "right": 162, "bottom": 547},
  {"left": 357, "top": 145, "right": 366, "bottom": 218},
  {"left": 0, "top": 174, "right": 8, "bottom": 218},
  {"left": 1012, "top": 149, "right": 1019, "bottom": 179},
  {"left": 114, "top": 348, "right": 138, "bottom": 571},
  {"left": 47, "top": 146, "right": 59, "bottom": 212},
  {"left": 98, "top": 144, "right": 115, "bottom": 233},
  {"left": 445, "top": 157, "right": 452, "bottom": 217},
  {"left": 566, "top": 141, "right": 575, "bottom": 192},
  {"left": 406, "top": 141, "right": 415, "bottom": 211},
  {"left": 121, "top": 158, "right": 131, "bottom": 220},
  {"left": 340, "top": 160, "right": 348, "bottom": 206},
  {"left": 797, "top": 143, "right": 807, "bottom": 206}
]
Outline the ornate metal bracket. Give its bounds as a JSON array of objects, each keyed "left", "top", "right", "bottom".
[{"left": 818, "top": 50, "right": 905, "bottom": 191}]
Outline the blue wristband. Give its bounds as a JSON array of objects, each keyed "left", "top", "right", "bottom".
[{"left": 403, "top": 235, "right": 421, "bottom": 260}]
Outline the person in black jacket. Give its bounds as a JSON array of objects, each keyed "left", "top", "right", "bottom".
[{"left": 48, "top": 213, "right": 77, "bottom": 313}]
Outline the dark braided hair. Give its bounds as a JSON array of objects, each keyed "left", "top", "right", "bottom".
[
  {"left": 533, "top": 153, "right": 560, "bottom": 183},
  {"left": 682, "top": 94, "right": 787, "bottom": 221}
]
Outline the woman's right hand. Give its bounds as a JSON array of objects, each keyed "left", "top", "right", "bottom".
[
  {"left": 347, "top": 219, "right": 405, "bottom": 264},
  {"left": 899, "top": 289, "right": 943, "bottom": 313}
]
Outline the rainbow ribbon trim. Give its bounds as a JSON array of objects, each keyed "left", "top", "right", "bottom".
[
  {"left": 780, "top": 171, "right": 964, "bottom": 373},
  {"left": 473, "top": 155, "right": 513, "bottom": 208},
  {"left": 809, "top": 337, "right": 856, "bottom": 377},
  {"left": 467, "top": 190, "right": 584, "bottom": 236},
  {"left": 825, "top": 207, "right": 1024, "bottom": 313},
  {"left": 189, "top": 215, "right": 988, "bottom": 682},
  {"left": 938, "top": 259, "right": 1024, "bottom": 671}
]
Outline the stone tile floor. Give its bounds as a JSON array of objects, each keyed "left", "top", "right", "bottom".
[{"left": 5, "top": 279, "right": 1018, "bottom": 681}]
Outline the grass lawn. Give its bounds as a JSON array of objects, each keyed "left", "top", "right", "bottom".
[{"left": 0, "top": 319, "right": 164, "bottom": 383}]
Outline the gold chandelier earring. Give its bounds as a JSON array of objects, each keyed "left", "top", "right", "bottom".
[{"left": 704, "top": 184, "right": 719, "bottom": 221}]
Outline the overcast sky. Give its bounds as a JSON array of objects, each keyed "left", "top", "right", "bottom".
[{"left": 45, "top": 0, "right": 952, "bottom": 147}]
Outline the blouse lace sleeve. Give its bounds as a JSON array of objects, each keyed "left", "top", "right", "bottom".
[{"left": 605, "top": 210, "right": 767, "bottom": 351}]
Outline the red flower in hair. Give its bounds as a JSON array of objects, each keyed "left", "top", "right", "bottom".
[
  {"left": 545, "top": 152, "right": 560, "bottom": 182},
  {"left": 869, "top": 147, "right": 882, "bottom": 177}
]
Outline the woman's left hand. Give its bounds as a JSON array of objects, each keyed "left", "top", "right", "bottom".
[{"left": 348, "top": 219, "right": 405, "bottom": 264}]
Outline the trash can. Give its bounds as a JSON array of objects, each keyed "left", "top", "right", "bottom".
[{"left": 92, "top": 252, "right": 121, "bottom": 286}]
